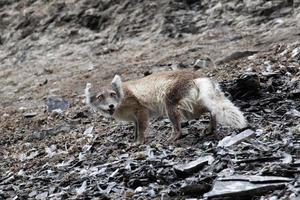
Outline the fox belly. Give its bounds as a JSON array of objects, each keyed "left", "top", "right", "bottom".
[{"left": 119, "top": 81, "right": 207, "bottom": 121}]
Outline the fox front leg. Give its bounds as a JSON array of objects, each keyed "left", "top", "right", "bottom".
[{"left": 133, "top": 110, "right": 149, "bottom": 144}]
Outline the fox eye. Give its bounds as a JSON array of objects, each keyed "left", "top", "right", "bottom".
[
  {"left": 110, "top": 92, "right": 116, "bottom": 98},
  {"left": 97, "top": 94, "right": 104, "bottom": 101}
]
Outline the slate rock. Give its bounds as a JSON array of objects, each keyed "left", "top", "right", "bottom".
[
  {"left": 180, "top": 183, "right": 211, "bottom": 196},
  {"left": 205, "top": 175, "right": 292, "bottom": 199},
  {"left": 216, "top": 51, "right": 259, "bottom": 65},
  {"left": 23, "top": 112, "right": 37, "bottom": 118},
  {"left": 218, "top": 129, "right": 255, "bottom": 147},
  {"left": 47, "top": 97, "right": 69, "bottom": 112},
  {"left": 174, "top": 156, "right": 214, "bottom": 177},
  {"left": 226, "top": 73, "right": 261, "bottom": 100}
]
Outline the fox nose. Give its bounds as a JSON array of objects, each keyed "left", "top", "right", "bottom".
[{"left": 109, "top": 104, "right": 114, "bottom": 109}]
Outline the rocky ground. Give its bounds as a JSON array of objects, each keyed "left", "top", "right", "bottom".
[{"left": 1, "top": 0, "right": 300, "bottom": 199}]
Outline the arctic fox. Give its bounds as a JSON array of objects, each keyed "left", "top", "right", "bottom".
[{"left": 85, "top": 70, "right": 247, "bottom": 144}]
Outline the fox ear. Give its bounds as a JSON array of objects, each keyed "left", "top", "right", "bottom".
[
  {"left": 111, "top": 74, "right": 124, "bottom": 99},
  {"left": 84, "top": 83, "right": 97, "bottom": 112},
  {"left": 85, "top": 83, "right": 92, "bottom": 105}
]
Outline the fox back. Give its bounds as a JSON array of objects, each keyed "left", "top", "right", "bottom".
[{"left": 123, "top": 71, "right": 201, "bottom": 117}]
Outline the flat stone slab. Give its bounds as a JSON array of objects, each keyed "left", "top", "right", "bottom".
[
  {"left": 204, "top": 175, "right": 292, "bottom": 199},
  {"left": 218, "top": 129, "right": 255, "bottom": 147},
  {"left": 174, "top": 155, "right": 214, "bottom": 176}
]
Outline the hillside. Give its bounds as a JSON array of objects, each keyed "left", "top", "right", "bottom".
[{"left": 1, "top": 0, "right": 300, "bottom": 199}]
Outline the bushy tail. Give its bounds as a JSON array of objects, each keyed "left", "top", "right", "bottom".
[{"left": 195, "top": 78, "right": 247, "bottom": 129}]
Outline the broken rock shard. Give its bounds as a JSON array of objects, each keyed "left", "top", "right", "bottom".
[
  {"left": 174, "top": 155, "right": 214, "bottom": 176},
  {"left": 47, "top": 97, "right": 69, "bottom": 113},
  {"left": 205, "top": 175, "right": 292, "bottom": 199},
  {"left": 218, "top": 129, "right": 255, "bottom": 147},
  {"left": 23, "top": 112, "right": 38, "bottom": 118},
  {"left": 218, "top": 175, "right": 293, "bottom": 183}
]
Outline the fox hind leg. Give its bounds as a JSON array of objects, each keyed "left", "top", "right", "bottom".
[
  {"left": 165, "top": 102, "right": 182, "bottom": 141},
  {"left": 133, "top": 120, "right": 138, "bottom": 142},
  {"left": 203, "top": 112, "right": 217, "bottom": 135}
]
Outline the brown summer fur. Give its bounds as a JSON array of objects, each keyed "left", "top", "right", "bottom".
[
  {"left": 86, "top": 70, "right": 247, "bottom": 144},
  {"left": 113, "top": 70, "right": 204, "bottom": 143}
]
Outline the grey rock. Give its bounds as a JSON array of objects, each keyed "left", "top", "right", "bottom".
[
  {"left": 218, "top": 175, "right": 293, "bottom": 183},
  {"left": 205, "top": 179, "right": 287, "bottom": 199},
  {"left": 218, "top": 129, "right": 255, "bottom": 147},
  {"left": 47, "top": 97, "right": 69, "bottom": 112},
  {"left": 216, "top": 50, "right": 259, "bottom": 65},
  {"left": 23, "top": 112, "right": 37, "bottom": 118},
  {"left": 174, "top": 155, "right": 214, "bottom": 176},
  {"left": 35, "top": 192, "right": 48, "bottom": 200}
]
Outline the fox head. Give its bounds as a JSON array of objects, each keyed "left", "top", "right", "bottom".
[{"left": 85, "top": 75, "right": 124, "bottom": 117}]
